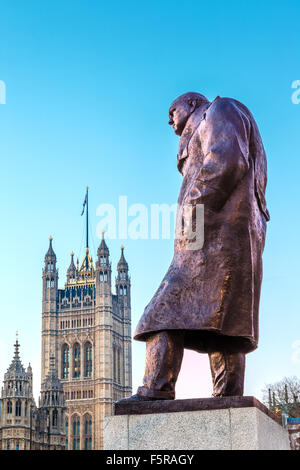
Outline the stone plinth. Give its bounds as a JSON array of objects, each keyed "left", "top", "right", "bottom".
[{"left": 104, "top": 396, "right": 291, "bottom": 450}]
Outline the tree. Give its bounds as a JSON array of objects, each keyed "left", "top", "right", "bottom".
[{"left": 262, "top": 376, "right": 300, "bottom": 418}]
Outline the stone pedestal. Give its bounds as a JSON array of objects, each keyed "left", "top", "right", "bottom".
[{"left": 104, "top": 396, "right": 291, "bottom": 450}]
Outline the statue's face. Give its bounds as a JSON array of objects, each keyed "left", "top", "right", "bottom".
[{"left": 168, "top": 99, "right": 194, "bottom": 136}]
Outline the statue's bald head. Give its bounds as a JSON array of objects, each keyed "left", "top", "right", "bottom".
[{"left": 168, "top": 92, "right": 209, "bottom": 136}]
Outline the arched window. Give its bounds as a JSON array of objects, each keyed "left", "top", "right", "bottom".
[
  {"left": 84, "top": 415, "right": 92, "bottom": 450},
  {"left": 72, "top": 415, "right": 80, "bottom": 450},
  {"left": 118, "top": 347, "right": 122, "bottom": 384},
  {"left": 16, "top": 441, "right": 20, "bottom": 450},
  {"left": 65, "top": 418, "right": 69, "bottom": 450},
  {"left": 62, "top": 344, "right": 69, "bottom": 379},
  {"left": 124, "top": 286, "right": 127, "bottom": 296},
  {"left": 52, "top": 408, "right": 58, "bottom": 427},
  {"left": 7, "top": 400, "right": 12, "bottom": 414},
  {"left": 73, "top": 343, "right": 81, "bottom": 378},
  {"left": 113, "top": 343, "right": 117, "bottom": 382},
  {"left": 119, "top": 286, "right": 123, "bottom": 296},
  {"left": 16, "top": 400, "right": 21, "bottom": 417},
  {"left": 104, "top": 271, "right": 107, "bottom": 282},
  {"left": 84, "top": 342, "right": 92, "bottom": 378}
]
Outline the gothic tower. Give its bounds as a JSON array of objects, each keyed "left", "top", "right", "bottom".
[
  {"left": 0, "top": 337, "right": 65, "bottom": 450},
  {"left": 41, "top": 189, "right": 132, "bottom": 450},
  {"left": 115, "top": 245, "right": 132, "bottom": 396},
  {"left": 41, "top": 236, "right": 58, "bottom": 381},
  {"left": 0, "top": 337, "right": 35, "bottom": 450},
  {"left": 39, "top": 348, "right": 66, "bottom": 449}
]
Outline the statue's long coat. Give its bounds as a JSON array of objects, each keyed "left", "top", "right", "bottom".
[{"left": 134, "top": 96, "right": 270, "bottom": 354}]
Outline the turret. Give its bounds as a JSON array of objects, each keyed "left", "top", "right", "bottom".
[
  {"left": 1, "top": 335, "right": 36, "bottom": 433},
  {"left": 26, "top": 363, "right": 33, "bottom": 396},
  {"left": 40, "top": 347, "right": 65, "bottom": 441},
  {"left": 116, "top": 245, "right": 131, "bottom": 312},
  {"left": 66, "top": 251, "right": 76, "bottom": 283},
  {"left": 115, "top": 246, "right": 132, "bottom": 393},
  {"left": 95, "top": 231, "right": 112, "bottom": 299},
  {"left": 43, "top": 236, "right": 58, "bottom": 300},
  {"left": 41, "top": 236, "right": 59, "bottom": 384}
]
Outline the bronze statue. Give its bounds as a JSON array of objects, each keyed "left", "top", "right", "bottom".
[{"left": 123, "top": 92, "right": 270, "bottom": 401}]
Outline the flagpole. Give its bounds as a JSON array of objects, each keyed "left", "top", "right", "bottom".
[{"left": 86, "top": 186, "right": 89, "bottom": 270}]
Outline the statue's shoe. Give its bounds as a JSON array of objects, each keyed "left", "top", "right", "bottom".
[{"left": 116, "top": 394, "right": 158, "bottom": 403}]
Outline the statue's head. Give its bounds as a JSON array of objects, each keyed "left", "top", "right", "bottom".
[{"left": 168, "top": 92, "right": 209, "bottom": 136}]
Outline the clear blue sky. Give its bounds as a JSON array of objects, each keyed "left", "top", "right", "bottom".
[{"left": 0, "top": 0, "right": 300, "bottom": 401}]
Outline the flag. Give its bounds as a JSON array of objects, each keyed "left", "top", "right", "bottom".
[{"left": 81, "top": 191, "right": 88, "bottom": 216}]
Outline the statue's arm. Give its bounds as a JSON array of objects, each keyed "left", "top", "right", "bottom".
[{"left": 188, "top": 99, "right": 252, "bottom": 211}]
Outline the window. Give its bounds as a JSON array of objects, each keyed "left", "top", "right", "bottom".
[
  {"left": 118, "top": 347, "right": 122, "bottom": 384},
  {"left": 62, "top": 344, "right": 69, "bottom": 379},
  {"left": 84, "top": 342, "right": 92, "bottom": 378},
  {"left": 52, "top": 409, "right": 58, "bottom": 427},
  {"left": 16, "top": 400, "right": 21, "bottom": 417},
  {"left": 119, "top": 286, "right": 123, "bottom": 296},
  {"left": 84, "top": 415, "right": 92, "bottom": 450},
  {"left": 73, "top": 343, "right": 81, "bottom": 378},
  {"left": 72, "top": 415, "right": 80, "bottom": 450},
  {"left": 7, "top": 400, "right": 12, "bottom": 414},
  {"left": 113, "top": 344, "right": 122, "bottom": 384},
  {"left": 16, "top": 441, "right": 20, "bottom": 450},
  {"left": 65, "top": 418, "right": 69, "bottom": 450},
  {"left": 104, "top": 271, "right": 107, "bottom": 282},
  {"left": 51, "top": 279, "right": 54, "bottom": 288},
  {"left": 46, "top": 279, "right": 50, "bottom": 288},
  {"left": 113, "top": 344, "right": 117, "bottom": 382},
  {"left": 124, "top": 286, "right": 127, "bottom": 296}
]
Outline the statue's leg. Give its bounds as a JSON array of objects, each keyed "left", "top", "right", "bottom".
[
  {"left": 208, "top": 351, "right": 245, "bottom": 397},
  {"left": 136, "top": 330, "right": 184, "bottom": 400}
]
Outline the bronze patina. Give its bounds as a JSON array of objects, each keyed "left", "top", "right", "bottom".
[{"left": 125, "top": 92, "right": 269, "bottom": 401}]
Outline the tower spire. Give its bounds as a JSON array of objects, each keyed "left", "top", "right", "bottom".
[{"left": 14, "top": 331, "right": 20, "bottom": 360}]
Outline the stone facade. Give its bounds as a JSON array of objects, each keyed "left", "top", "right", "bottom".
[
  {"left": 0, "top": 339, "right": 65, "bottom": 450},
  {"left": 104, "top": 405, "right": 291, "bottom": 450},
  {"left": 41, "top": 234, "right": 132, "bottom": 450},
  {"left": 287, "top": 421, "right": 300, "bottom": 450}
]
